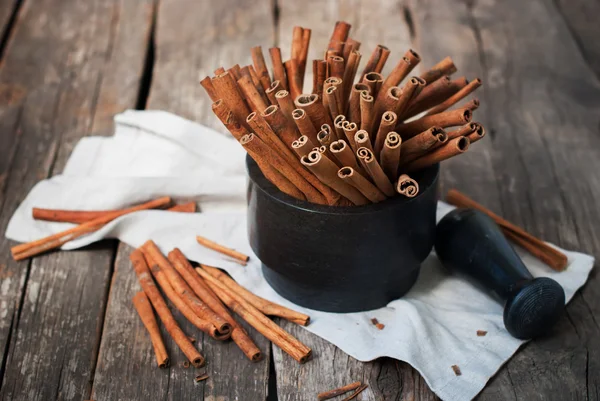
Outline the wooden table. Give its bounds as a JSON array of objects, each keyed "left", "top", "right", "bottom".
[{"left": 0, "top": 0, "right": 597, "bottom": 399}]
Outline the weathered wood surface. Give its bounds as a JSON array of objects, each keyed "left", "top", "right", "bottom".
[
  {"left": 0, "top": 0, "right": 153, "bottom": 400},
  {"left": 0, "top": 0, "right": 598, "bottom": 399},
  {"left": 90, "top": 1, "right": 273, "bottom": 400}
]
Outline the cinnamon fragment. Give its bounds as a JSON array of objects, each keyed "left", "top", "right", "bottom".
[
  {"left": 451, "top": 365, "right": 462, "bottom": 376},
  {"left": 132, "top": 291, "right": 169, "bottom": 368},
  {"left": 425, "top": 78, "right": 482, "bottom": 116},
  {"left": 202, "top": 265, "right": 310, "bottom": 326},
  {"left": 130, "top": 249, "right": 204, "bottom": 368},
  {"left": 370, "top": 318, "right": 385, "bottom": 330},
  {"left": 380, "top": 132, "right": 402, "bottom": 181},
  {"left": 196, "top": 267, "right": 312, "bottom": 363},
  {"left": 196, "top": 235, "right": 249, "bottom": 265},
  {"left": 403, "top": 137, "right": 470, "bottom": 172},
  {"left": 396, "top": 174, "right": 419, "bottom": 198},
  {"left": 195, "top": 374, "right": 209, "bottom": 383},
  {"left": 396, "top": 108, "right": 472, "bottom": 139},
  {"left": 269, "top": 48, "right": 288, "bottom": 90},
  {"left": 445, "top": 189, "right": 568, "bottom": 271},
  {"left": 11, "top": 197, "right": 172, "bottom": 261},
  {"left": 167, "top": 202, "right": 197, "bottom": 213},
  {"left": 341, "top": 385, "right": 368, "bottom": 401},
  {"left": 338, "top": 167, "right": 386, "bottom": 203},
  {"left": 477, "top": 330, "right": 488, "bottom": 337},
  {"left": 356, "top": 147, "right": 395, "bottom": 197},
  {"left": 318, "top": 381, "right": 362, "bottom": 401}
]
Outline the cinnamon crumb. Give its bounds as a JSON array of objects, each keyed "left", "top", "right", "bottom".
[
  {"left": 451, "top": 365, "right": 461, "bottom": 376},
  {"left": 476, "top": 330, "right": 487, "bottom": 337},
  {"left": 370, "top": 318, "right": 385, "bottom": 330},
  {"left": 188, "top": 336, "right": 196, "bottom": 343},
  {"left": 183, "top": 361, "right": 190, "bottom": 368},
  {"left": 195, "top": 374, "right": 209, "bottom": 383}
]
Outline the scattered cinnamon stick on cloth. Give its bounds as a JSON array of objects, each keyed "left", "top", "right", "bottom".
[
  {"left": 196, "top": 235, "right": 250, "bottom": 266},
  {"left": 445, "top": 189, "right": 569, "bottom": 271}
]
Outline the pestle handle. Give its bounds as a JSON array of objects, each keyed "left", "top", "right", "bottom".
[{"left": 435, "top": 208, "right": 565, "bottom": 339}]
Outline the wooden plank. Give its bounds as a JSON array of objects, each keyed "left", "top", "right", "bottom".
[
  {"left": 0, "top": 0, "right": 154, "bottom": 399},
  {"left": 274, "top": 1, "right": 439, "bottom": 400},
  {"left": 91, "top": 0, "right": 274, "bottom": 399},
  {"left": 409, "top": 0, "right": 600, "bottom": 399}
]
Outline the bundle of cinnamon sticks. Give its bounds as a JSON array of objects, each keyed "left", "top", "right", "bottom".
[
  {"left": 202, "top": 21, "right": 485, "bottom": 206},
  {"left": 130, "top": 241, "right": 311, "bottom": 368}
]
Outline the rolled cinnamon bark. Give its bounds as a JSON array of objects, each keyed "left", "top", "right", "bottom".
[
  {"left": 241, "top": 133, "right": 327, "bottom": 205},
  {"left": 466, "top": 122, "right": 486, "bottom": 144},
  {"left": 301, "top": 151, "right": 368, "bottom": 205},
  {"left": 228, "top": 64, "right": 242, "bottom": 81},
  {"left": 401, "top": 126, "right": 448, "bottom": 164},
  {"left": 292, "top": 109, "right": 319, "bottom": 144},
  {"left": 284, "top": 60, "right": 303, "bottom": 100},
  {"left": 348, "top": 83, "right": 369, "bottom": 124},
  {"left": 247, "top": 65, "right": 263, "bottom": 88},
  {"left": 445, "top": 122, "right": 476, "bottom": 140},
  {"left": 195, "top": 235, "right": 249, "bottom": 265},
  {"left": 340, "top": 121, "right": 357, "bottom": 151},
  {"left": 132, "top": 291, "right": 169, "bottom": 368},
  {"left": 142, "top": 240, "right": 232, "bottom": 336},
  {"left": 251, "top": 46, "right": 271, "bottom": 89},
  {"left": 419, "top": 56, "right": 457, "bottom": 85},
  {"left": 424, "top": 78, "right": 482, "bottom": 116},
  {"left": 374, "top": 111, "right": 398, "bottom": 156},
  {"left": 328, "top": 21, "right": 351, "bottom": 51},
  {"left": 238, "top": 75, "right": 269, "bottom": 113},
  {"left": 329, "top": 140, "right": 365, "bottom": 175},
  {"left": 361, "top": 44, "right": 390, "bottom": 80},
  {"left": 246, "top": 110, "right": 297, "bottom": 161},
  {"left": 396, "top": 76, "right": 426, "bottom": 117},
  {"left": 372, "top": 86, "right": 403, "bottom": 134},
  {"left": 196, "top": 267, "right": 312, "bottom": 364},
  {"left": 338, "top": 167, "right": 386, "bottom": 203},
  {"left": 200, "top": 76, "right": 218, "bottom": 102},
  {"left": 214, "top": 67, "right": 226, "bottom": 75},
  {"left": 295, "top": 93, "right": 334, "bottom": 130},
  {"left": 402, "top": 76, "right": 468, "bottom": 119},
  {"left": 130, "top": 249, "right": 205, "bottom": 368},
  {"left": 322, "top": 78, "right": 342, "bottom": 114},
  {"left": 212, "top": 71, "right": 251, "bottom": 130},
  {"left": 312, "top": 60, "right": 327, "bottom": 97},
  {"left": 356, "top": 147, "right": 395, "bottom": 197},
  {"left": 396, "top": 108, "right": 472, "bottom": 139},
  {"left": 275, "top": 90, "right": 296, "bottom": 122},
  {"left": 265, "top": 80, "right": 282, "bottom": 105},
  {"left": 403, "top": 136, "right": 470, "bottom": 172},
  {"left": 168, "top": 249, "right": 263, "bottom": 362},
  {"left": 269, "top": 47, "right": 288, "bottom": 90},
  {"left": 359, "top": 91, "right": 374, "bottom": 133},
  {"left": 202, "top": 265, "right": 310, "bottom": 326},
  {"left": 342, "top": 38, "right": 361, "bottom": 62},
  {"left": 341, "top": 50, "right": 361, "bottom": 107},
  {"left": 328, "top": 55, "right": 345, "bottom": 79},
  {"left": 354, "top": 130, "right": 374, "bottom": 153},
  {"left": 298, "top": 28, "right": 311, "bottom": 81},
  {"left": 318, "top": 125, "right": 334, "bottom": 147},
  {"left": 262, "top": 105, "right": 301, "bottom": 147},
  {"left": 377, "top": 49, "right": 420, "bottom": 104},
  {"left": 396, "top": 174, "right": 419, "bottom": 197},
  {"left": 463, "top": 98, "right": 480, "bottom": 112},
  {"left": 380, "top": 132, "right": 402, "bottom": 181},
  {"left": 291, "top": 26, "right": 304, "bottom": 64},
  {"left": 362, "top": 72, "right": 383, "bottom": 98},
  {"left": 325, "top": 85, "right": 342, "bottom": 120},
  {"left": 292, "top": 135, "right": 315, "bottom": 158}
]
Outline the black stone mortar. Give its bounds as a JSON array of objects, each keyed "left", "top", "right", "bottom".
[{"left": 246, "top": 155, "right": 439, "bottom": 313}]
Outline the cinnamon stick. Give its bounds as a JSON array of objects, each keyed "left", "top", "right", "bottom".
[
  {"left": 341, "top": 50, "right": 361, "bottom": 107},
  {"left": 238, "top": 74, "right": 269, "bottom": 112},
  {"left": 463, "top": 98, "right": 480, "bottom": 112},
  {"left": 262, "top": 105, "right": 301, "bottom": 147},
  {"left": 445, "top": 122, "right": 477, "bottom": 140},
  {"left": 359, "top": 91, "right": 374, "bottom": 133},
  {"left": 354, "top": 130, "right": 374, "bottom": 153},
  {"left": 11, "top": 196, "right": 172, "bottom": 261},
  {"left": 372, "top": 86, "right": 403, "bottom": 134},
  {"left": 343, "top": 38, "right": 361, "bottom": 61},
  {"left": 301, "top": 151, "right": 368, "bottom": 205},
  {"left": 298, "top": 28, "right": 311, "bottom": 81},
  {"left": 419, "top": 56, "right": 457, "bottom": 85},
  {"left": 327, "top": 55, "right": 345, "bottom": 79},
  {"left": 348, "top": 83, "right": 369, "bottom": 125},
  {"left": 196, "top": 267, "right": 312, "bottom": 363},
  {"left": 380, "top": 132, "right": 402, "bottom": 181},
  {"left": 377, "top": 49, "right": 420, "bottom": 104},
  {"left": 265, "top": 80, "right": 282, "bottom": 105},
  {"left": 403, "top": 136, "right": 470, "bottom": 172},
  {"left": 132, "top": 291, "right": 169, "bottom": 368},
  {"left": 168, "top": 249, "right": 263, "bottom": 361},
  {"left": 361, "top": 44, "right": 390, "bottom": 80},
  {"left": 396, "top": 108, "right": 472, "bottom": 139},
  {"left": 342, "top": 121, "right": 358, "bottom": 151},
  {"left": 325, "top": 85, "right": 342, "bottom": 120},
  {"left": 318, "top": 381, "right": 362, "bottom": 401},
  {"left": 292, "top": 135, "right": 315, "bottom": 158},
  {"left": 338, "top": 167, "right": 386, "bottom": 203},
  {"left": 142, "top": 240, "right": 232, "bottom": 337},
  {"left": 341, "top": 384, "right": 368, "bottom": 401},
  {"left": 212, "top": 71, "right": 251, "bottom": 129},
  {"left": 356, "top": 147, "right": 395, "bottom": 197},
  {"left": 130, "top": 249, "right": 204, "bottom": 368},
  {"left": 312, "top": 60, "right": 327, "bottom": 97},
  {"left": 269, "top": 47, "right": 288, "bottom": 90},
  {"left": 251, "top": 46, "right": 271, "bottom": 89},
  {"left": 292, "top": 109, "right": 319, "bottom": 144},
  {"left": 284, "top": 59, "right": 303, "bottom": 100},
  {"left": 362, "top": 72, "right": 383, "bottom": 98},
  {"left": 228, "top": 64, "right": 242, "bottom": 81},
  {"left": 295, "top": 93, "right": 334, "bottom": 130},
  {"left": 424, "top": 78, "right": 482, "bottom": 116},
  {"left": 196, "top": 235, "right": 249, "bottom": 265},
  {"left": 401, "top": 126, "right": 448, "bottom": 164},
  {"left": 396, "top": 174, "right": 419, "bottom": 197},
  {"left": 328, "top": 21, "right": 351, "bottom": 52},
  {"left": 31, "top": 201, "right": 194, "bottom": 224},
  {"left": 466, "top": 122, "right": 486, "bottom": 144},
  {"left": 274, "top": 90, "right": 296, "bottom": 122},
  {"left": 202, "top": 265, "right": 310, "bottom": 326},
  {"left": 396, "top": 76, "right": 426, "bottom": 117},
  {"left": 445, "top": 189, "right": 568, "bottom": 271},
  {"left": 402, "top": 76, "right": 468, "bottom": 119},
  {"left": 200, "top": 76, "right": 218, "bottom": 102},
  {"left": 329, "top": 139, "right": 365, "bottom": 175},
  {"left": 374, "top": 111, "right": 398, "bottom": 156},
  {"left": 333, "top": 115, "right": 346, "bottom": 142}
]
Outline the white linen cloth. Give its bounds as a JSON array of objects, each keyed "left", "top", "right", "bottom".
[{"left": 6, "top": 110, "right": 594, "bottom": 401}]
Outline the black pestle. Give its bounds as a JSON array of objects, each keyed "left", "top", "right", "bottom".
[{"left": 435, "top": 208, "right": 565, "bottom": 339}]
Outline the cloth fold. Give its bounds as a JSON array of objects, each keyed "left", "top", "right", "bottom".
[{"left": 6, "top": 110, "right": 594, "bottom": 401}]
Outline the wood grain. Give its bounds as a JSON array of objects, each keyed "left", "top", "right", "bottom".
[
  {"left": 0, "top": 0, "right": 154, "bottom": 400},
  {"left": 91, "top": 0, "right": 274, "bottom": 400}
]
